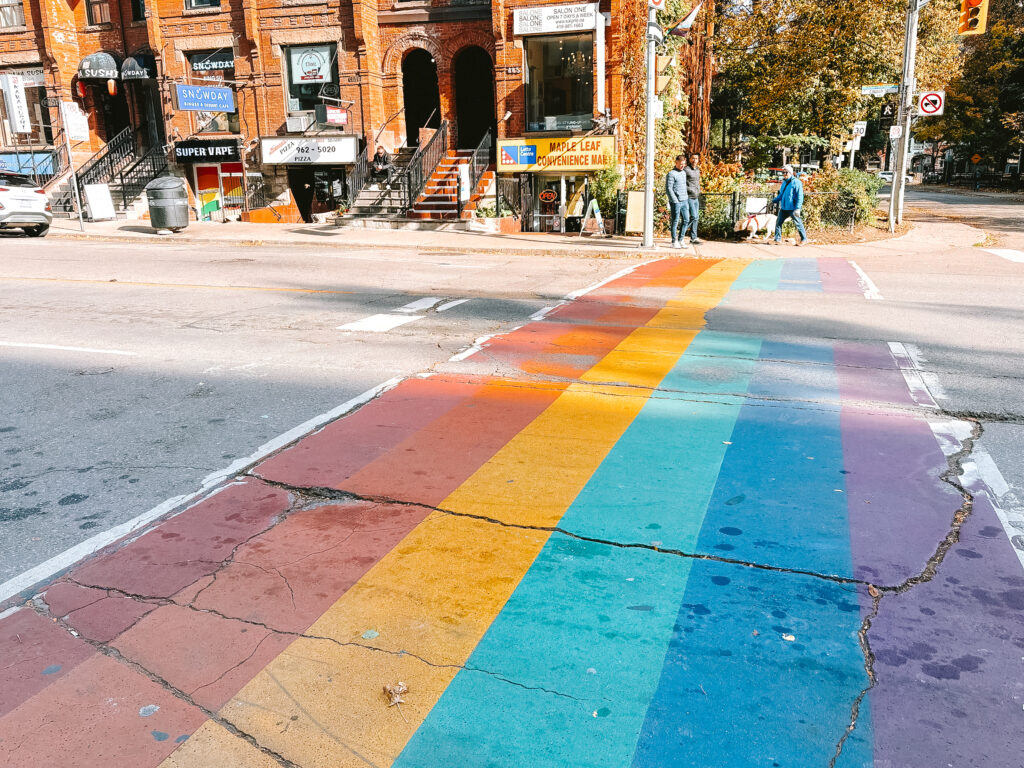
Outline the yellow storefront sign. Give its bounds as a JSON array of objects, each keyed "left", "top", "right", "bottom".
[{"left": 498, "top": 136, "right": 616, "bottom": 172}]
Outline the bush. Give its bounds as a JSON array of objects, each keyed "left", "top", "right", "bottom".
[{"left": 474, "top": 201, "right": 515, "bottom": 218}]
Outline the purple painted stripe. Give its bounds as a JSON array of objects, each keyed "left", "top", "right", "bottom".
[
  {"left": 834, "top": 341, "right": 917, "bottom": 408},
  {"left": 866, "top": 494, "right": 1024, "bottom": 767},
  {"left": 840, "top": 408, "right": 962, "bottom": 585},
  {"left": 818, "top": 258, "right": 864, "bottom": 294}
]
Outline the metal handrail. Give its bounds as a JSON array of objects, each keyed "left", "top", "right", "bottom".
[
  {"left": 75, "top": 126, "right": 137, "bottom": 188},
  {"left": 374, "top": 105, "right": 406, "bottom": 146},
  {"left": 346, "top": 149, "right": 369, "bottom": 207},
  {"left": 117, "top": 143, "right": 169, "bottom": 210},
  {"left": 468, "top": 128, "right": 493, "bottom": 198},
  {"left": 402, "top": 120, "right": 448, "bottom": 214}
]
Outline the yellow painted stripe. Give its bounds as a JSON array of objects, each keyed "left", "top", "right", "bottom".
[{"left": 161, "top": 259, "right": 749, "bottom": 768}]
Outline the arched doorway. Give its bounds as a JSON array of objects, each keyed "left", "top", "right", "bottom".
[
  {"left": 454, "top": 46, "right": 495, "bottom": 149},
  {"left": 402, "top": 48, "right": 441, "bottom": 147}
]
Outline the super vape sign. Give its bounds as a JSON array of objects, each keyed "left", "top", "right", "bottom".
[{"left": 174, "top": 84, "right": 236, "bottom": 113}]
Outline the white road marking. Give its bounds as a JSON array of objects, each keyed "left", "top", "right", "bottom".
[
  {"left": 849, "top": 261, "right": 883, "bottom": 300},
  {"left": 983, "top": 249, "right": 1024, "bottom": 263},
  {"left": 929, "top": 420, "right": 1024, "bottom": 573},
  {"left": 0, "top": 377, "right": 404, "bottom": 607},
  {"left": 396, "top": 297, "right": 447, "bottom": 314},
  {"left": 0, "top": 341, "right": 137, "bottom": 357},
  {"left": 436, "top": 299, "right": 469, "bottom": 312},
  {"left": 0, "top": 605, "right": 22, "bottom": 621},
  {"left": 337, "top": 314, "right": 422, "bottom": 332},
  {"left": 449, "top": 261, "right": 656, "bottom": 361},
  {"left": 888, "top": 341, "right": 941, "bottom": 408}
]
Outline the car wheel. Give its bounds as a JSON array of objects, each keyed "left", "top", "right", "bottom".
[{"left": 25, "top": 225, "right": 49, "bottom": 237}]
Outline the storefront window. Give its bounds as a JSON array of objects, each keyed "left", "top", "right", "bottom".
[
  {"left": 285, "top": 44, "right": 339, "bottom": 114},
  {"left": 0, "top": 74, "right": 52, "bottom": 147},
  {"left": 188, "top": 50, "right": 239, "bottom": 134},
  {"left": 525, "top": 34, "right": 593, "bottom": 132},
  {"left": 0, "top": 0, "right": 25, "bottom": 29}
]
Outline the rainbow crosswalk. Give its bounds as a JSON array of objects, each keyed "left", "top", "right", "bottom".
[{"left": 3, "top": 256, "right": 1018, "bottom": 768}]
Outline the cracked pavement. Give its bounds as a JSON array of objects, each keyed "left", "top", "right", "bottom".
[{"left": 1, "top": 248, "right": 1023, "bottom": 767}]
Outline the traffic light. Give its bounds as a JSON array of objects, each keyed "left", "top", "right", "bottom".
[{"left": 958, "top": 0, "right": 988, "bottom": 35}]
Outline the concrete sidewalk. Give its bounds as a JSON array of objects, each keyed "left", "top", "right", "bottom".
[{"left": 49, "top": 216, "right": 659, "bottom": 258}]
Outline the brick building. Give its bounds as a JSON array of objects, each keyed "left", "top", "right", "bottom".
[{"left": 1, "top": 0, "right": 645, "bottom": 226}]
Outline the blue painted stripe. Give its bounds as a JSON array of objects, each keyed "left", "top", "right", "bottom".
[
  {"left": 630, "top": 341, "right": 873, "bottom": 767},
  {"left": 392, "top": 333, "right": 762, "bottom": 767},
  {"left": 779, "top": 257, "right": 823, "bottom": 291}
]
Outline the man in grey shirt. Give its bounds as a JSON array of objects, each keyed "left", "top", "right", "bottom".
[
  {"left": 684, "top": 153, "right": 703, "bottom": 245},
  {"left": 665, "top": 154, "right": 689, "bottom": 249}
]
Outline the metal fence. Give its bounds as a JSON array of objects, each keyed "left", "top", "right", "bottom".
[{"left": 695, "top": 190, "right": 857, "bottom": 239}]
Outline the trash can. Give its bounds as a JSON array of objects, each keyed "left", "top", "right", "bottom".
[{"left": 145, "top": 175, "right": 190, "bottom": 232}]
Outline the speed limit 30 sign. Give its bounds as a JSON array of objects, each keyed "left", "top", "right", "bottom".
[{"left": 917, "top": 91, "right": 945, "bottom": 116}]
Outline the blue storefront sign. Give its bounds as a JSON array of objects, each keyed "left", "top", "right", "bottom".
[
  {"left": 173, "top": 84, "right": 236, "bottom": 113},
  {"left": 0, "top": 152, "right": 55, "bottom": 175}
]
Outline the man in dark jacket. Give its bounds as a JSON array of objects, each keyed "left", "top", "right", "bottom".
[
  {"left": 665, "top": 154, "right": 689, "bottom": 249},
  {"left": 370, "top": 145, "right": 392, "bottom": 188},
  {"left": 771, "top": 164, "right": 809, "bottom": 245},
  {"left": 684, "top": 153, "right": 703, "bottom": 244}
]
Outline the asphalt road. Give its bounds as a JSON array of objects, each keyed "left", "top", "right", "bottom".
[
  {"left": 903, "top": 184, "right": 1024, "bottom": 249},
  {"left": 0, "top": 238, "right": 635, "bottom": 585}
]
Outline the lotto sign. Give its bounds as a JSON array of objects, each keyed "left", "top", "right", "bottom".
[
  {"left": 500, "top": 144, "right": 538, "bottom": 167},
  {"left": 917, "top": 91, "right": 945, "bottom": 116}
]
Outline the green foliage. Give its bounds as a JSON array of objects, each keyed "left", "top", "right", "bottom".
[
  {"left": 589, "top": 164, "right": 623, "bottom": 220},
  {"left": 474, "top": 201, "right": 515, "bottom": 218},
  {"left": 745, "top": 134, "right": 829, "bottom": 170},
  {"left": 804, "top": 167, "right": 883, "bottom": 225}
]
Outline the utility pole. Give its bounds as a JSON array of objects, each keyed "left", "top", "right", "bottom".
[
  {"left": 889, "top": 0, "right": 921, "bottom": 232},
  {"left": 642, "top": 3, "right": 659, "bottom": 249}
]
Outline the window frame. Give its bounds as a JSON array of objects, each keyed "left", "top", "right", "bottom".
[
  {"left": 524, "top": 32, "right": 595, "bottom": 133},
  {"left": 0, "top": 0, "right": 26, "bottom": 29},
  {"left": 284, "top": 43, "right": 339, "bottom": 116},
  {"left": 185, "top": 0, "right": 220, "bottom": 10},
  {"left": 85, "top": 0, "right": 111, "bottom": 25}
]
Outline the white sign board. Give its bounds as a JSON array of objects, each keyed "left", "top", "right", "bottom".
[
  {"left": 652, "top": 98, "right": 664, "bottom": 120},
  {"left": 1, "top": 67, "right": 46, "bottom": 87},
  {"left": 83, "top": 184, "right": 116, "bottom": 221},
  {"left": 260, "top": 135, "right": 358, "bottom": 165},
  {"left": 917, "top": 91, "right": 945, "bottom": 116},
  {"left": 889, "top": 125, "right": 903, "bottom": 139},
  {"left": 649, "top": 0, "right": 666, "bottom": 9},
  {"left": 852, "top": 121, "right": 867, "bottom": 137},
  {"left": 861, "top": 84, "right": 899, "bottom": 97},
  {"left": 289, "top": 46, "right": 333, "bottom": 85},
  {"left": 0, "top": 75, "right": 32, "bottom": 134},
  {"left": 60, "top": 101, "right": 90, "bottom": 142},
  {"left": 513, "top": 3, "right": 597, "bottom": 35}
]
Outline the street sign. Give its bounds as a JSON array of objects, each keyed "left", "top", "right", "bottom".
[
  {"left": 881, "top": 102, "right": 896, "bottom": 120},
  {"left": 649, "top": 0, "right": 666, "bottom": 9},
  {"left": 861, "top": 84, "right": 899, "bottom": 97},
  {"left": 917, "top": 91, "right": 945, "bottom": 116},
  {"left": 971, "top": 154, "right": 982, "bottom": 164},
  {"left": 852, "top": 121, "right": 867, "bottom": 137},
  {"left": 647, "top": 21, "right": 664, "bottom": 43},
  {"left": 889, "top": 125, "right": 903, "bottom": 139}
]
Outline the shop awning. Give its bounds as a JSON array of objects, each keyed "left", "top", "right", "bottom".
[
  {"left": 121, "top": 53, "right": 156, "bottom": 81},
  {"left": 77, "top": 52, "right": 121, "bottom": 80}
]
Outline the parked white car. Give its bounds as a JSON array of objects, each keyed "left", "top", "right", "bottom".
[
  {"left": 0, "top": 171, "right": 52, "bottom": 237},
  {"left": 877, "top": 171, "right": 914, "bottom": 185}
]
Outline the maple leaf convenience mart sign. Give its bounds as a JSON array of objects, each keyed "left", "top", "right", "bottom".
[{"left": 497, "top": 136, "right": 616, "bottom": 172}]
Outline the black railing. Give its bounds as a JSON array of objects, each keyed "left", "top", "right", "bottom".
[
  {"left": 403, "top": 120, "right": 448, "bottom": 214},
  {"left": 16, "top": 130, "right": 70, "bottom": 189},
  {"left": 117, "top": 143, "right": 169, "bottom": 210},
  {"left": 346, "top": 149, "right": 369, "bottom": 207},
  {"left": 76, "top": 126, "right": 138, "bottom": 190},
  {"left": 459, "top": 128, "right": 494, "bottom": 217},
  {"left": 497, "top": 175, "right": 521, "bottom": 217}
]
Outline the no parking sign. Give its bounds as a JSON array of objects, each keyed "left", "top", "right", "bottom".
[{"left": 917, "top": 91, "right": 945, "bottom": 116}]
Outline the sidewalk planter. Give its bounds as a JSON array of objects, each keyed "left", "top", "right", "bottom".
[{"left": 467, "top": 216, "right": 522, "bottom": 234}]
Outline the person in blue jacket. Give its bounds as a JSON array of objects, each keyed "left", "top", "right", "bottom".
[
  {"left": 665, "top": 154, "right": 689, "bottom": 249},
  {"left": 771, "top": 164, "right": 809, "bottom": 245}
]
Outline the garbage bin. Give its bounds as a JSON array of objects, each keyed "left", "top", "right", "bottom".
[{"left": 145, "top": 175, "right": 190, "bottom": 232}]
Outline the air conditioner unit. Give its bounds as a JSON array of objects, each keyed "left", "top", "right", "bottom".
[{"left": 286, "top": 114, "right": 313, "bottom": 133}]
